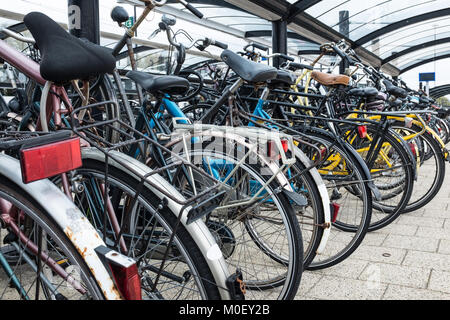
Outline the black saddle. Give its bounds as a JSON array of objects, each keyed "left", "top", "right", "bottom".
[
  {"left": 220, "top": 50, "right": 277, "bottom": 83},
  {"left": 23, "top": 12, "right": 116, "bottom": 83},
  {"left": 383, "top": 80, "right": 408, "bottom": 99},
  {"left": 269, "top": 70, "right": 296, "bottom": 86},
  {"left": 126, "top": 71, "right": 189, "bottom": 95},
  {"left": 348, "top": 87, "right": 379, "bottom": 98}
]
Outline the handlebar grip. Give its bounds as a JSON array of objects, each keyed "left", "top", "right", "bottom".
[
  {"left": 184, "top": 3, "right": 204, "bottom": 19},
  {"left": 333, "top": 45, "right": 357, "bottom": 66},
  {"left": 277, "top": 54, "right": 294, "bottom": 62},
  {"left": 251, "top": 43, "right": 269, "bottom": 51},
  {"left": 212, "top": 40, "right": 228, "bottom": 49},
  {"left": 289, "top": 62, "right": 313, "bottom": 71}
]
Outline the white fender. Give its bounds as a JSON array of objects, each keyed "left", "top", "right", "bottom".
[{"left": 293, "top": 146, "right": 331, "bottom": 254}]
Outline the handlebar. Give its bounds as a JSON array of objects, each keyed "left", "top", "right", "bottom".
[
  {"left": 275, "top": 53, "right": 294, "bottom": 62},
  {"left": 208, "top": 39, "right": 228, "bottom": 50},
  {"left": 178, "top": 0, "right": 204, "bottom": 19},
  {"left": 164, "top": 25, "right": 226, "bottom": 51},
  {"left": 0, "top": 28, "right": 35, "bottom": 44},
  {"left": 244, "top": 43, "right": 269, "bottom": 52}
]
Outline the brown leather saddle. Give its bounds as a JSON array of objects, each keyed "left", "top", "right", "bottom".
[{"left": 311, "top": 71, "right": 350, "bottom": 86}]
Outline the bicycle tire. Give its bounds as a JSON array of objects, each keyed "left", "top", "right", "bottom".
[
  {"left": 296, "top": 129, "right": 372, "bottom": 270},
  {"left": 392, "top": 122, "right": 446, "bottom": 213},
  {"left": 56, "top": 158, "right": 223, "bottom": 300},
  {"left": 0, "top": 176, "right": 105, "bottom": 300}
]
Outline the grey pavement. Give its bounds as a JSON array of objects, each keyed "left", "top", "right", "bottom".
[{"left": 296, "top": 161, "right": 450, "bottom": 300}]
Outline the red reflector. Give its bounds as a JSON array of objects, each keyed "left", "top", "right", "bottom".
[
  {"left": 281, "top": 139, "right": 289, "bottom": 153},
  {"left": 331, "top": 202, "right": 340, "bottom": 223},
  {"left": 20, "top": 137, "right": 82, "bottom": 184},
  {"left": 408, "top": 143, "right": 417, "bottom": 157},
  {"left": 109, "top": 263, "right": 142, "bottom": 300},
  {"left": 357, "top": 125, "right": 367, "bottom": 139},
  {"left": 267, "top": 140, "right": 278, "bottom": 159}
]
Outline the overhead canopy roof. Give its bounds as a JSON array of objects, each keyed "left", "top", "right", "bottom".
[
  {"left": 1, "top": 0, "right": 450, "bottom": 78},
  {"left": 153, "top": 0, "right": 450, "bottom": 76}
]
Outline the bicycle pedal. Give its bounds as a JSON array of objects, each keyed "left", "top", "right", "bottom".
[
  {"left": 225, "top": 269, "right": 245, "bottom": 300},
  {"left": 186, "top": 190, "right": 227, "bottom": 225},
  {"left": 283, "top": 189, "right": 308, "bottom": 207}
]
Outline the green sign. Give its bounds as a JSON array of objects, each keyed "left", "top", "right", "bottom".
[{"left": 125, "top": 17, "right": 134, "bottom": 28}]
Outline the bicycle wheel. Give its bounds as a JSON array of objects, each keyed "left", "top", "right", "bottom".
[
  {"left": 164, "top": 140, "right": 303, "bottom": 300},
  {"left": 53, "top": 157, "right": 223, "bottom": 300},
  {"left": 344, "top": 124, "right": 414, "bottom": 231},
  {"left": 392, "top": 122, "right": 446, "bottom": 213},
  {"left": 297, "top": 129, "right": 372, "bottom": 270},
  {"left": 181, "top": 104, "right": 325, "bottom": 269},
  {"left": 0, "top": 176, "right": 104, "bottom": 300},
  {"left": 286, "top": 157, "right": 325, "bottom": 268}
]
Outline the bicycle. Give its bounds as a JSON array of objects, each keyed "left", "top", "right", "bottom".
[{"left": 0, "top": 131, "right": 140, "bottom": 300}]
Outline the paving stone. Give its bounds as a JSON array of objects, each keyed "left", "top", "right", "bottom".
[
  {"left": 444, "top": 219, "right": 450, "bottom": 230},
  {"left": 422, "top": 208, "right": 450, "bottom": 219},
  {"left": 403, "top": 251, "right": 450, "bottom": 272},
  {"left": 394, "top": 215, "right": 445, "bottom": 228},
  {"left": 416, "top": 226, "right": 450, "bottom": 240},
  {"left": 421, "top": 202, "right": 448, "bottom": 211},
  {"left": 297, "top": 272, "right": 323, "bottom": 294},
  {"left": 383, "top": 284, "right": 450, "bottom": 300},
  {"left": 359, "top": 263, "right": 431, "bottom": 288},
  {"left": 310, "top": 258, "right": 369, "bottom": 279},
  {"left": 428, "top": 270, "right": 450, "bottom": 294},
  {"left": 360, "top": 232, "right": 388, "bottom": 246},
  {"left": 383, "top": 234, "right": 439, "bottom": 252},
  {"left": 351, "top": 245, "right": 407, "bottom": 265},
  {"left": 306, "top": 275, "right": 387, "bottom": 300},
  {"left": 438, "top": 239, "right": 450, "bottom": 255},
  {"left": 375, "top": 223, "right": 418, "bottom": 236}
]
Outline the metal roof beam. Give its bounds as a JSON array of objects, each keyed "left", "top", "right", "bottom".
[
  {"left": 399, "top": 53, "right": 450, "bottom": 74},
  {"left": 382, "top": 37, "right": 450, "bottom": 65},
  {"left": 245, "top": 30, "right": 318, "bottom": 44},
  {"left": 224, "top": 0, "right": 285, "bottom": 21},
  {"left": 355, "top": 8, "right": 450, "bottom": 47},
  {"left": 286, "top": 0, "right": 322, "bottom": 23}
]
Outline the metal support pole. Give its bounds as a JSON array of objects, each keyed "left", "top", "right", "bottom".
[
  {"left": 68, "top": 0, "right": 100, "bottom": 44},
  {"left": 339, "top": 10, "right": 349, "bottom": 74},
  {"left": 272, "top": 19, "right": 287, "bottom": 68}
]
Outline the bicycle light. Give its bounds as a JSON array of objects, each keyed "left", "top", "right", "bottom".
[{"left": 20, "top": 137, "right": 82, "bottom": 184}]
